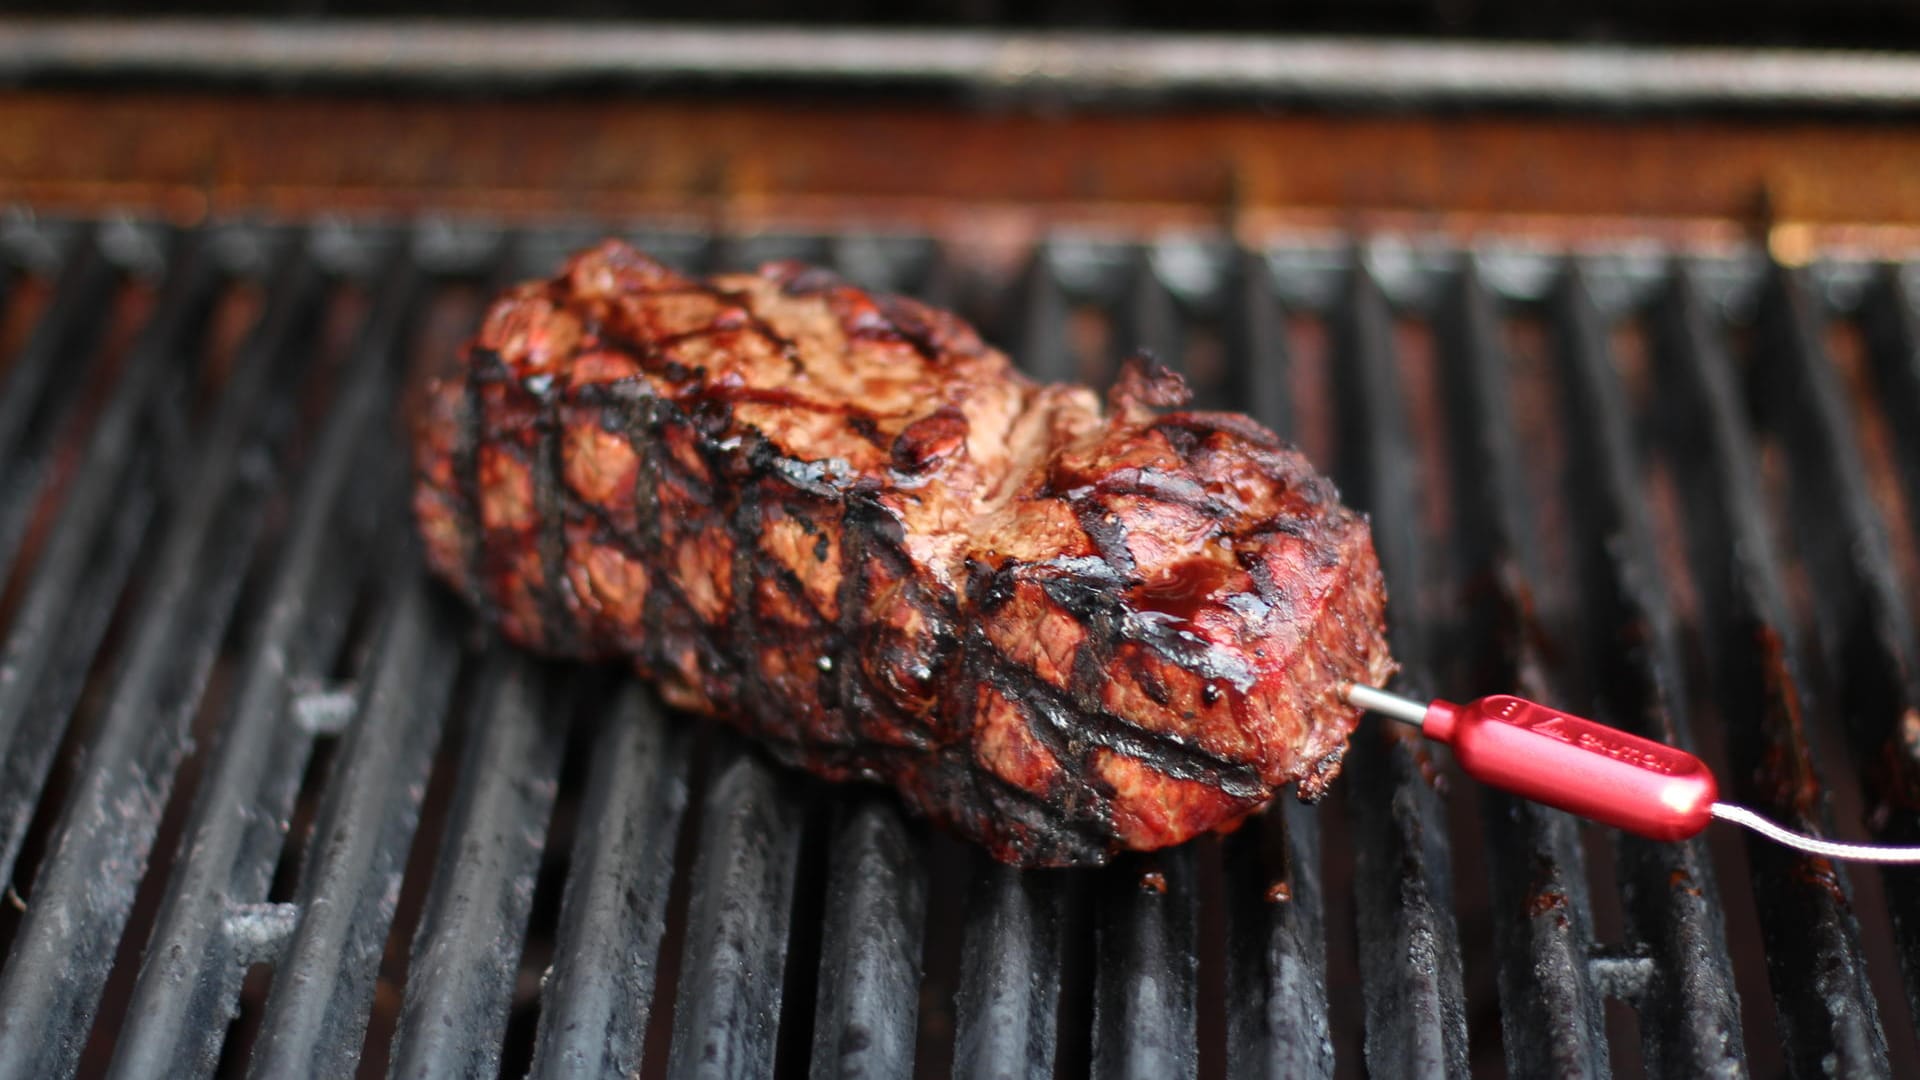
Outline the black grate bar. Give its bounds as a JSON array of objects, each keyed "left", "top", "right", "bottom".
[
  {"left": 1549, "top": 265, "right": 1747, "bottom": 1078},
  {"left": 248, "top": 575, "right": 460, "bottom": 1080},
  {"left": 1332, "top": 257, "right": 1471, "bottom": 1078},
  {"left": 947, "top": 241, "right": 1077, "bottom": 1080},
  {"left": 1651, "top": 265, "right": 1891, "bottom": 1077},
  {"left": 106, "top": 237, "right": 371, "bottom": 1078},
  {"left": 808, "top": 798, "right": 929, "bottom": 1079},
  {"left": 0, "top": 224, "right": 106, "bottom": 457},
  {"left": 387, "top": 652, "right": 567, "bottom": 1079},
  {"left": 237, "top": 250, "right": 454, "bottom": 1078},
  {"left": 1232, "top": 250, "right": 1299, "bottom": 446},
  {"left": 0, "top": 459, "right": 156, "bottom": 873},
  {"left": 528, "top": 685, "right": 692, "bottom": 1079},
  {"left": 1221, "top": 251, "right": 1335, "bottom": 1080},
  {"left": 0, "top": 228, "right": 116, "bottom": 585},
  {"left": 0, "top": 228, "right": 215, "bottom": 888},
  {"left": 1861, "top": 265, "right": 1920, "bottom": 1032},
  {"left": 0, "top": 224, "right": 351, "bottom": 1068},
  {"left": 1012, "top": 250, "right": 1074, "bottom": 386},
  {"left": 663, "top": 743, "right": 806, "bottom": 1080},
  {"left": 1225, "top": 798, "right": 1332, "bottom": 1079},
  {"left": 1751, "top": 267, "right": 1920, "bottom": 703},
  {"left": 950, "top": 862, "right": 1064, "bottom": 1079},
  {"left": 1436, "top": 263, "right": 1610, "bottom": 1076},
  {"left": 1087, "top": 247, "right": 1201, "bottom": 1080},
  {"left": 1863, "top": 268, "right": 1920, "bottom": 578},
  {"left": 1120, "top": 247, "right": 1183, "bottom": 386},
  {"left": 0, "top": 229, "right": 323, "bottom": 1080},
  {"left": 1093, "top": 848, "right": 1201, "bottom": 1079},
  {"left": 1750, "top": 265, "right": 1920, "bottom": 1033}
]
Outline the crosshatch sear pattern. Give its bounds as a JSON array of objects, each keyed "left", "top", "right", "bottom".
[{"left": 412, "top": 240, "right": 1393, "bottom": 868}]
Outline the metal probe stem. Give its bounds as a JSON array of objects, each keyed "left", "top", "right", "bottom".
[{"left": 1339, "top": 683, "right": 1428, "bottom": 727}]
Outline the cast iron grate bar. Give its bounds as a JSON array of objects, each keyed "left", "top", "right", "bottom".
[
  {"left": 0, "top": 227, "right": 208, "bottom": 889},
  {"left": 1224, "top": 796, "right": 1330, "bottom": 1077},
  {"left": 1332, "top": 254, "right": 1472, "bottom": 1078},
  {"left": 242, "top": 245, "right": 454, "bottom": 1079},
  {"left": 663, "top": 738, "right": 807, "bottom": 1079},
  {"left": 1864, "top": 267, "right": 1920, "bottom": 569},
  {"left": 0, "top": 222, "right": 95, "bottom": 458},
  {"left": 1221, "top": 248, "right": 1336, "bottom": 1080},
  {"left": 527, "top": 684, "right": 692, "bottom": 1078},
  {"left": 1549, "top": 264, "right": 1746, "bottom": 1078},
  {"left": 1094, "top": 846, "right": 1199, "bottom": 1078},
  {"left": 1860, "top": 266, "right": 1920, "bottom": 1031},
  {"left": 0, "top": 457, "right": 156, "bottom": 866},
  {"left": 0, "top": 227, "right": 328, "bottom": 1080},
  {"left": 370, "top": 221, "right": 580, "bottom": 1080},
  {"left": 0, "top": 227, "right": 116, "bottom": 586},
  {"left": 951, "top": 861, "right": 1065, "bottom": 1078},
  {"left": 370, "top": 227, "right": 539, "bottom": 1072},
  {"left": 109, "top": 230, "right": 412, "bottom": 1079},
  {"left": 1751, "top": 265, "right": 1920, "bottom": 1041},
  {"left": 809, "top": 797, "right": 929, "bottom": 1078},
  {"left": 1011, "top": 248, "right": 1074, "bottom": 387},
  {"left": 249, "top": 576, "right": 460, "bottom": 1079},
  {"left": 387, "top": 651, "right": 567, "bottom": 1079},
  {"left": 1436, "top": 263, "right": 1610, "bottom": 1076},
  {"left": 1651, "top": 264, "right": 1891, "bottom": 1077}
]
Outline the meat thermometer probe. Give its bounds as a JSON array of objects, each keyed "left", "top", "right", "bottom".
[{"left": 1339, "top": 683, "right": 1920, "bottom": 863}]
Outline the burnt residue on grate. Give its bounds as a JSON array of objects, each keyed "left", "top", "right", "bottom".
[{"left": 0, "top": 215, "right": 1917, "bottom": 1078}]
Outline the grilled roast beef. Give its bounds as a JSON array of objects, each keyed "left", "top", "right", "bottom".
[{"left": 412, "top": 241, "right": 1394, "bottom": 867}]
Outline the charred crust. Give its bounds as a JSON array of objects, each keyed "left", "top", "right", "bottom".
[
  {"left": 889, "top": 406, "right": 970, "bottom": 475},
  {"left": 1157, "top": 422, "right": 1201, "bottom": 459},
  {"left": 1156, "top": 410, "right": 1287, "bottom": 451},
  {"left": 1091, "top": 471, "right": 1226, "bottom": 518},
  {"left": 1071, "top": 498, "right": 1139, "bottom": 579},
  {"left": 1294, "top": 745, "right": 1347, "bottom": 803},
  {"left": 846, "top": 414, "right": 885, "bottom": 448},
  {"left": 874, "top": 293, "right": 984, "bottom": 364},
  {"left": 971, "top": 560, "right": 1021, "bottom": 614},
  {"left": 1108, "top": 351, "right": 1193, "bottom": 411},
  {"left": 420, "top": 241, "right": 1394, "bottom": 867},
  {"left": 973, "top": 617, "right": 1269, "bottom": 805},
  {"left": 1135, "top": 662, "right": 1174, "bottom": 707},
  {"left": 449, "top": 351, "right": 491, "bottom": 619},
  {"left": 532, "top": 376, "right": 580, "bottom": 654},
  {"left": 769, "top": 262, "right": 845, "bottom": 296}
]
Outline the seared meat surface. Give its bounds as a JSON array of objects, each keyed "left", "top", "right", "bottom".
[{"left": 412, "top": 241, "right": 1394, "bottom": 866}]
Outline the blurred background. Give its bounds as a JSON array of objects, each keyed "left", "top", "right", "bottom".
[
  {"left": 1, "top": 8, "right": 1919, "bottom": 1080},
  {"left": 2, "top": 5, "right": 1919, "bottom": 246}
]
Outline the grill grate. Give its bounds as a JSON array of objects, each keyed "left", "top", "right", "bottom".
[{"left": 0, "top": 214, "right": 1917, "bottom": 1078}]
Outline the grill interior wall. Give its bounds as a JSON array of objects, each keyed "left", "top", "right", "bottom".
[{"left": 0, "top": 216, "right": 1917, "bottom": 1078}]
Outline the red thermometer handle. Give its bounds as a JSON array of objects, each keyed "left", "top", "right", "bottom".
[
  {"left": 1341, "top": 683, "right": 1920, "bottom": 862},
  {"left": 1342, "top": 684, "right": 1717, "bottom": 842},
  {"left": 1423, "top": 695, "right": 1717, "bottom": 841}
]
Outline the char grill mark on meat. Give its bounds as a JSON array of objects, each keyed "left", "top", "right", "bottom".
[{"left": 412, "top": 240, "right": 1395, "bottom": 867}]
